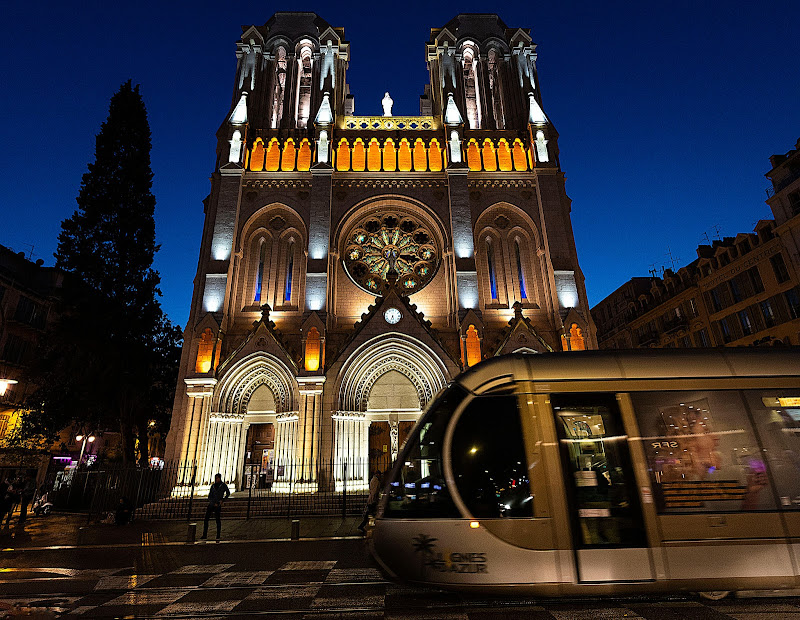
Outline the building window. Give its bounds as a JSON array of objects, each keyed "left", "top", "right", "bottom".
[
  {"left": 254, "top": 239, "right": 266, "bottom": 302},
  {"left": 694, "top": 328, "right": 711, "bottom": 348},
  {"left": 14, "top": 296, "right": 46, "bottom": 329},
  {"left": 719, "top": 318, "right": 732, "bottom": 343},
  {"left": 195, "top": 328, "right": 215, "bottom": 373},
  {"left": 771, "top": 253, "right": 790, "bottom": 283},
  {"left": 461, "top": 46, "right": 481, "bottom": 129},
  {"left": 284, "top": 240, "right": 295, "bottom": 303},
  {"left": 295, "top": 44, "right": 313, "bottom": 128},
  {"left": 486, "top": 240, "right": 498, "bottom": 301},
  {"left": 709, "top": 287, "right": 723, "bottom": 313},
  {"left": 786, "top": 288, "right": 800, "bottom": 319},
  {"left": 789, "top": 190, "right": 800, "bottom": 216},
  {"left": 760, "top": 300, "right": 776, "bottom": 327},
  {"left": 271, "top": 46, "right": 287, "bottom": 129},
  {"left": 747, "top": 267, "right": 764, "bottom": 294},
  {"left": 304, "top": 327, "right": 321, "bottom": 372},
  {"left": 515, "top": 239, "right": 527, "bottom": 300},
  {"left": 738, "top": 309, "right": 753, "bottom": 335},
  {"left": 688, "top": 297, "right": 698, "bottom": 317},
  {"left": 2, "top": 334, "right": 28, "bottom": 365},
  {"left": 569, "top": 323, "right": 586, "bottom": 351},
  {"left": 465, "top": 325, "right": 481, "bottom": 367},
  {"left": 729, "top": 278, "right": 743, "bottom": 303}
]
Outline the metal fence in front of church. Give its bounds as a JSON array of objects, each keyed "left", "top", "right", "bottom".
[{"left": 44, "top": 456, "right": 396, "bottom": 522}]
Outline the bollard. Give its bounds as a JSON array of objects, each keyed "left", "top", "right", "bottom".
[
  {"left": 187, "top": 522, "right": 197, "bottom": 544},
  {"left": 291, "top": 519, "right": 300, "bottom": 540}
]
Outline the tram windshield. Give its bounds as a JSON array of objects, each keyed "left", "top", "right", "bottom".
[
  {"left": 383, "top": 384, "right": 467, "bottom": 518},
  {"left": 450, "top": 392, "right": 533, "bottom": 517}
]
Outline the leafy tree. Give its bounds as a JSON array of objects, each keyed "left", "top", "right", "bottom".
[{"left": 14, "top": 81, "right": 181, "bottom": 466}]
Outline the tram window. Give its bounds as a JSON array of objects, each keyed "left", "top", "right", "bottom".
[
  {"left": 383, "top": 385, "right": 466, "bottom": 518},
  {"left": 552, "top": 393, "right": 646, "bottom": 547},
  {"left": 742, "top": 391, "right": 800, "bottom": 510},
  {"left": 631, "top": 391, "right": 776, "bottom": 513},
  {"left": 450, "top": 393, "right": 533, "bottom": 518}
]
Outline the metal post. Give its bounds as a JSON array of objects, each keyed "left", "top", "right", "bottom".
[
  {"left": 133, "top": 468, "right": 144, "bottom": 521},
  {"left": 247, "top": 465, "right": 252, "bottom": 520},
  {"left": 291, "top": 519, "right": 300, "bottom": 540},
  {"left": 341, "top": 461, "right": 347, "bottom": 519},
  {"left": 87, "top": 472, "right": 99, "bottom": 524},
  {"left": 186, "top": 464, "right": 196, "bottom": 522},
  {"left": 187, "top": 522, "right": 197, "bottom": 544}
]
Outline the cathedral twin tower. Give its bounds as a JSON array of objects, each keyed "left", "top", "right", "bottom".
[{"left": 165, "top": 12, "right": 595, "bottom": 493}]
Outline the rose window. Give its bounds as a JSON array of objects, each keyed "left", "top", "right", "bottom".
[{"left": 343, "top": 213, "right": 439, "bottom": 295}]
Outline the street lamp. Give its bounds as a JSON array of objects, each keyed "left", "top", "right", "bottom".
[
  {"left": 75, "top": 433, "right": 96, "bottom": 466},
  {"left": 0, "top": 379, "right": 18, "bottom": 397}
]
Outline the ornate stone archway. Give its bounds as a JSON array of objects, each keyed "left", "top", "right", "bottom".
[
  {"left": 332, "top": 334, "right": 449, "bottom": 489},
  {"left": 200, "top": 352, "right": 298, "bottom": 490}
]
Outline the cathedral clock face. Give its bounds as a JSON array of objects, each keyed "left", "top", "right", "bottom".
[
  {"left": 343, "top": 212, "right": 440, "bottom": 296},
  {"left": 384, "top": 308, "right": 402, "bottom": 324}
]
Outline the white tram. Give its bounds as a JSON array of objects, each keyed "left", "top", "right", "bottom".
[{"left": 370, "top": 348, "right": 800, "bottom": 598}]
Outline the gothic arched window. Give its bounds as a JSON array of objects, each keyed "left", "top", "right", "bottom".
[
  {"left": 383, "top": 139, "right": 396, "bottom": 171},
  {"left": 271, "top": 46, "right": 287, "bottom": 129},
  {"left": 284, "top": 239, "right": 295, "bottom": 303},
  {"left": 195, "top": 328, "right": 215, "bottom": 373},
  {"left": 465, "top": 324, "right": 481, "bottom": 367},
  {"left": 487, "top": 48, "right": 505, "bottom": 129},
  {"left": 305, "top": 327, "right": 321, "bottom": 372},
  {"left": 515, "top": 239, "right": 527, "bottom": 300},
  {"left": 462, "top": 45, "right": 481, "bottom": 129},
  {"left": 336, "top": 139, "right": 350, "bottom": 171},
  {"left": 486, "top": 239, "right": 498, "bottom": 301},
  {"left": 296, "top": 44, "right": 313, "bottom": 128},
  {"left": 254, "top": 239, "right": 266, "bottom": 302}
]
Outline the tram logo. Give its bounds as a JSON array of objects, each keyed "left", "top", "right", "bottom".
[{"left": 412, "top": 533, "right": 488, "bottom": 574}]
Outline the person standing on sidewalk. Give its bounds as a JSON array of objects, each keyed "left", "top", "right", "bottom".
[
  {"left": 201, "top": 473, "right": 229, "bottom": 541},
  {"left": 358, "top": 471, "right": 382, "bottom": 533},
  {"left": 18, "top": 472, "right": 36, "bottom": 524}
]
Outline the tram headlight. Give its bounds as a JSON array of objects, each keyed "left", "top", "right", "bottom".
[{"left": 469, "top": 521, "right": 480, "bottom": 529}]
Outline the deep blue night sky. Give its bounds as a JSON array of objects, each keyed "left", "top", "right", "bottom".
[{"left": 2, "top": 1, "right": 798, "bottom": 328}]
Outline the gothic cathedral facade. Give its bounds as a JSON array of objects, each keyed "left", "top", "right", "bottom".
[{"left": 165, "top": 13, "right": 596, "bottom": 493}]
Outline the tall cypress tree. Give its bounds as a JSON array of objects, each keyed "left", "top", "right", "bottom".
[{"left": 18, "top": 81, "right": 181, "bottom": 466}]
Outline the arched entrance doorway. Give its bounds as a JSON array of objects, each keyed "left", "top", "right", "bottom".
[{"left": 333, "top": 334, "right": 449, "bottom": 490}]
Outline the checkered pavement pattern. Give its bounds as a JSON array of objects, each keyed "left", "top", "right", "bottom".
[{"left": 4, "top": 560, "right": 800, "bottom": 618}]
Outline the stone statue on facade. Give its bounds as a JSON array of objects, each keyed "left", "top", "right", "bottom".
[
  {"left": 228, "top": 130, "right": 242, "bottom": 163},
  {"left": 535, "top": 130, "right": 549, "bottom": 163},
  {"left": 319, "top": 40, "right": 336, "bottom": 90},
  {"left": 381, "top": 92, "right": 393, "bottom": 117},
  {"left": 440, "top": 43, "right": 457, "bottom": 91}
]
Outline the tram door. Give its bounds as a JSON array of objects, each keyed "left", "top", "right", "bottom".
[{"left": 552, "top": 393, "right": 653, "bottom": 583}]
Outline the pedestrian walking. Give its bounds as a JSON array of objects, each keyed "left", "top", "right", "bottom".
[
  {"left": 201, "top": 473, "right": 230, "bottom": 541},
  {"left": 358, "top": 470, "right": 382, "bottom": 533},
  {"left": 18, "top": 471, "right": 36, "bottom": 523},
  {"left": 0, "top": 475, "right": 13, "bottom": 527}
]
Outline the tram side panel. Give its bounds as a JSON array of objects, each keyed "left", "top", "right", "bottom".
[{"left": 627, "top": 387, "right": 800, "bottom": 590}]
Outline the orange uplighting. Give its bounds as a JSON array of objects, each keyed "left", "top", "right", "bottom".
[
  {"left": 570, "top": 323, "right": 586, "bottom": 351},
  {"left": 413, "top": 139, "right": 427, "bottom": 171},
  {"left": 195, "top": 328, "right": 215, "bottom": 373},
  {"left": 367, "top": 138, "right": 382, "bottom": 171},
  {"left": 351, "top": 139, "right": 366, "bottom": 171},
  {"left": 281, "top": 138, "right": 296, "bottom": 171},
  {"left": 428, "top": 139, "right": 442, "bottom": 172},
  {"left": 383, "top": 139, "right": 396, "bottom": 171},
  {"left": 305, "top": 327, "right": 321, "bottom": 372},
  {"left": 265, "top": 138, "right": 281, "bottom": 171},
  {"left": 497, "top": 139, "right": 512, "bottom": 171},
  {"left": 398, "top": 139, "right": 412, "bottom": 172},
  {"left": 467, "top": 140, "right": 481, "bottom": 171},
  {"left": 465, "top": 325, "right": 481, "bottom": 367},
  {"left": 337, "top": 139, "right": 350, "bottom": 171},
  {"left": 482, "top": 139, "right": 497, "bottom": 171},
  {"left": 512, "top": 139, "right": 527, "bottom": 171},
  {"left": 249, "top": 138, "right": 265, "bottom": 172},
  {"left": 297, "top": 139, "right": 312, "bottom": 171}
]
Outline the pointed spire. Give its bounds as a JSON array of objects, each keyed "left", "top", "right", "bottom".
[
  {"left": 229, "top": 92, "right": 248, "bottom": 125},
  {"left": 444, "top": 93, "right": 463, "bottom": 125},
  {"left": 528, "top": 93, "right": 547, "bottom": 125},
  {"left": 315, "top": 92, "right": 333, "bottom": 125}
]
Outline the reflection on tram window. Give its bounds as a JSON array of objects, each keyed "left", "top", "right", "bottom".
[
  {"left": 383, "top": 385, "right": 467, "bottom": 518},
  {"left": 552, "top": 393, "right": 646, "bottom": 548},
  {"left": 450, "top": 393, "right": 533, "bottom": 518},
  {"left": 631, "top": 391, "right": 775, "bottom": 512},
  {"left": 743, "top": 392, "right": 800, "bottom": 509}
]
